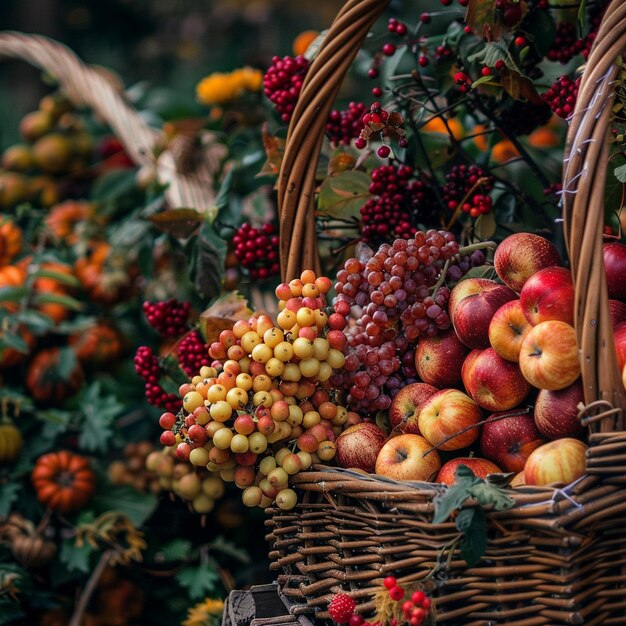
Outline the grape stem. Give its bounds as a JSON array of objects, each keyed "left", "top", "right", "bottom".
[{"left": 421, "top": 406, "right": 533, "bottom": 458}]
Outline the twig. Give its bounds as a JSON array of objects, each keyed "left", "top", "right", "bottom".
[{"left": 68, "top": 550, "right": 113, "bottom": 626}]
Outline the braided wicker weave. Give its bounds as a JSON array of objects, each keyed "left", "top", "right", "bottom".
[
  {"left": 0, "top": 31, "right": 217, "bottom": 215},
  {"left": 267, "top": 0, "right": 626, "bottom": 623}
]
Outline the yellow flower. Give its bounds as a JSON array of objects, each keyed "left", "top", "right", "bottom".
[
  {"left": 196, "top": 67, "right": 263, "bottom": 106},
  {"left": 183, "top": 598, "right": 224, "bottom": 626}
]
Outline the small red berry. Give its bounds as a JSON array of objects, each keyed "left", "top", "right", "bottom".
[
  {"left": 349, "top": 615, "right": 364, "bottom": 626},
  {"left": 420, "top": 13, "right": 431, "bottom": 23},
  {"left": 395, "top": 23, "right": 407, "bottom": 36},
  {"left": 418, "top": 56, "right": 429, "bottom": 67},
  {"left": 389, "top": 586, "right": 405, "bottom": 601},
  {"left": 464, "top": 25, "right": 472, "bottom": 33},
  {"left": 382, "top": 43, "right": 396, "bottom": 56},
  {"left": 368, "top": 68, "right": 378, "bottom": 79},
  {"left": 354, "top": 137, "right": 367, "bottom": 150},
  {"left": 372, "top": 87, "right": 383, "bottom": 97},
  {"left": 481, "top": 67, "right": 492, "bottom": 76},
  {"left": 495, "top": 59, "right": 505, "bottom": 70},
  {"left": 421, "top": 597, "right": 431, "bottom": 611},
  {"left": 412, "top": 591, "right": 426, "bottom": 605},
  {"left": 383, "top": 576, "right": 397, "bottom": 590},
  {"left": 377, "top": 145, "right": 391, "bottom": 159},
  {"left": 402, "top": 601, "right": 414, "bottom": 614},
  {"left": 328, "top": 594, "right": 357, "bottom": 625},
  {"left": 514, "top": 36, "right": 526, "bottom": 47}
]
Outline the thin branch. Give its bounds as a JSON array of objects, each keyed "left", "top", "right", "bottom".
[{"left": 68, "top": 550, "right": 113, "bottom": 626}]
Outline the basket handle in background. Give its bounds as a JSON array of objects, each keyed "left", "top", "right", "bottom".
[
  {"left": 0, "top": 31, "right": 216, "bottom": 214},
  {"left": 563, "top": 0, "right": 626, "bottom": 428},
  {"left": 277, "top": 0, "right": 390, "bottom": 282}
]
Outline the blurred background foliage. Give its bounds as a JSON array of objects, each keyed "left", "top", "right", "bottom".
[{"left": 0, "top": 0, "right": 341, "bottom": 145}]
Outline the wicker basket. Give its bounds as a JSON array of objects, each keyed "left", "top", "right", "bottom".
[
  {"left": 0, "top": 31, "right": 217, "bottom": 214},
  {"left": 267, "top": 0, "right": 626, "bottom": 623}
]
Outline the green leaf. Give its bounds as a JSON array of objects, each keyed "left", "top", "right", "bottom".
[
  {"left": 176, "top": 563, "right": 219, "bottom": 600},
  {"left": 432, "top": 465, "right": 480, "bottom": 524},
  {"left": 317, "top": 170, "right": 371, "bottom": 219},
  {"left": 0, "top": 483, "right": 21, "bottom": 518},
  {"left": 456, "top": 507, "right": 487, "bottom": 566},
  {"left": 14, "top": 310, "right": 55, "bottom": 332},
  {"left": 90, "top": 169, "right": 137, "bottom": 202},
  {"left": 56, "top": 347, "right": 78, "bottom": 381},
  {"left": 614, "top": 164, "right": 626, "bottom": 183},
  {"left": 213, "top": 168, "right": 235, "bottom": 221},
  {"left": 91, "top": 484, "right": 158, "bottom": 527},
  {"left": 470, "top": 480, "right": 516, "bottom": 510},
  {"left": 192, "top": 223, "right": 227, "bottom": 301},
  {"left": 31, "top": 268, "right": 81, "bottom": 288},
  {"left": 471, "top": 76, "right": 497, "bottom": 88},
  {"left": 60, "top": 539, "right": 93, "bottom": 573},
  {"left": 0, "top": 286, "right": 27, "bottom": 304},
  {"left": 474, "top": 212, "right": 497, "bottom": 240},
  {"left": 459, "top": 265, "right": 498, "bottom": 281},
  {"left": 0, "top": 332, "right": 29, "bottom": 354},
  {"left": 33, "top": 292, "right": 84, "bottom": 312},
  {"left": 468, "top": 42, "right": 513, "bottom": 69},
  {"left": 160, "top": 539, "right": 193, "bottom": 562},
  {"left": 77, "top": 382, "right": 124, "bottom": 453},
  {"left": 578, "top": 0, "right": 586, "bottom": 27}
]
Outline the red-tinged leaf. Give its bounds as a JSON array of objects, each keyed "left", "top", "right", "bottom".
[
  {"left": 317, "top": 170, "right": 371, "bottom": 219},
  {"left": 466, "top": 0, "right": 501, "bottom": 41},
  {"left": 500, "top": 68, "right": 542, "bottom": 103},
  {"left": 147, "top": 208, "right": 206, "bottom": 237},
  {"left": 258, "top": 124, "right": 285, "bottom": 178},
  {"left": 199, "top": 292, "right": 254, "bottom": 343}
]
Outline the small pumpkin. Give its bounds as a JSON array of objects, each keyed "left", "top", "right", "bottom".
[
  {"left": 0, "top": 513, "right": 56, "bottom": 569},
  {"left": 0, "top": 217, "right": 23, "bottom": 266},
  {"left": 0, "top": 422, "right": 23, "bottom": 463},
  {"left": 69, "top": 322, "right": 124, "bottom": 364},
  {"left": 26, "top": 347, "right": 84, "bottom": 404},
  {"left": 32, "top": 450, "right": 95, "bottom": 514},
  {"left": 45, "top": 200, "right": 100, "bottom": 244}
]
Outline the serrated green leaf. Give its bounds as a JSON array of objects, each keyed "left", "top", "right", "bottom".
[
  {"left": 0, "top": 332, "right": 29, "bottom": 354},
  {"left": 0, "top": 483, "right": 21, "bottom": 518},
  {"left": 192, "top": 223, "right": 226, "bottom": 301},
  {"left": 468, "top": 42, "right": 513, "bottom": 69},
  {"left": 60, "top": 539, "right": 93, "bottom": 573},
  {"left": 56, "top": 347, "right": 78, "bottom": 381},
  {"left": 433, "top": 465, "right": 480, "bottom": 523},
  {"left": 33, "top": 292, "right": 84, "bottom": 312},
  {"left": 77, "top": 382, "right": 124, "bottom": 453},
  {"left": 31, "top": 269, "right": 81, "bottom": 288},
  {"left": 470, "top": 480, "right": 516, "bottom": 510},
  {"left": 0, "top": 286, "right": 28, "bottom": 304},
  {"left": 160, "top": 539, "right": 193, "bottom": 562},
  {"left": 176, "top": 563, "right": 219, "bottom": 599},
  {"left": 91, "top": 484, "right": 158, "bottom": 527},
  {"left": 317, "top": 170, "right": 371, "bottom": 219},
  {"left": 456, "top": 507, "right": 487, "bottom": 566},
  {"left": 614, "top": 164, "right": 626, "bottom": 183}
]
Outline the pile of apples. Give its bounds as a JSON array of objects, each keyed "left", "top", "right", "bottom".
[{"left": 335, "top": 232, "right": 603, "bottom": 489}]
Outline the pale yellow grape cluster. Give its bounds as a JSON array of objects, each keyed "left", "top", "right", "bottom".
[{"left": 158, "top": 270, "right": 361, "bottom": 511}]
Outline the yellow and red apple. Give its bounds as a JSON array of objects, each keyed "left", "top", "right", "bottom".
[
  {"left": 335, "top": 422, "right": 387, "bottom": 473},
  {"left": 488, "top": 299, "right": 532, "bottom": 362},
  {"left": 524, "top": 438, "right": 587, "bottom": 486},
  {"left": 519, "top": 266, "right": 574, "bottom": 326},
  {"left": 435, "top": 457, "right": 501, "bottom": 485},
  {"left": 388, "top": 382, "right": 438, "bottom": 434},
  {"left": 375, "top": 434, "right": 440, "bottom": 482}
]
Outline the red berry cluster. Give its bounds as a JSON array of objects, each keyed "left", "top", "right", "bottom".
[
  {"left": 142, "top": 299, "right": 191, "bottom": 337},
  {"left": 494, "top": 0, "right": 522, "bottom": 26},
  {"left": 442, "top": 165, "right": 494, "bottom": 214},
  {"left": 263, "top": 55, "right": 310, "bottom": 122},
  {"left": 133, "top": 346, "right": 182, "bottom": 412},
  {"left": 359, "top": 165, "right": 436, "bottom": 243},
  {"left": 543, "top": 75, "right": 581, "bottom": 119},
  {"left": 384, "top": 578, "right": 432, "bottom": 626},
  {"left": 434, "top": 44, "right": 453, "bottom": 63},
  {"left": 453, "top": 72, "right": 472, "bottom": 94},
  {"left": 232, "top": 222, "right": 280, "bottom": 280},
  {"left": 387, "top": 18, "right": 408, "bottom": 36},
  {"left": 547, "top": 22, "right": 585, "bottom": 64},
  {"left": 326, "top": 102, "right": 366, "bottom": 146},
  {"left": 354, "top": 102, "right": 407, "bottom": 155},
  {"left": 177, "top": 330, "right": 211, "bottom": 378}
]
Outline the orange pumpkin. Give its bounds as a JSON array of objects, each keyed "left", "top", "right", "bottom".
[
  {"left": 74, "top": 241, "right": 134, "bottom": 305},
  {"left": 26, "top": 347, "right": 84, "bottom": 403},
  {"left": 69, "top": 322, "right": 124, "bottom": 364},
  {"left": 45, "top": 200, "right": 100, "bottom": 244},
  {"left": 0, "top": 217, "right": 23, "bottom": 266},
  {"left": 0, "top": 265, "right": 27, "bottom": 312},
  {"left": 31, "top": 451, "right": 95, "bottom": 514}
]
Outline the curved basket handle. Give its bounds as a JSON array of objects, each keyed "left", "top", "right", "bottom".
[
  {"left": 563, "top": 0, "right": 626, "bottom": 428},
  {"left": 277, "top": 0, "right": 390, "bottom": 282},
  {"left": 0, "top": 31, "right": 216, "bottom": 214}
]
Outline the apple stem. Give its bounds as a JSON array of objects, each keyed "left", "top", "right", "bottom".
[{"left": 421, "top": 405, "right": 533, "bottom": 458}]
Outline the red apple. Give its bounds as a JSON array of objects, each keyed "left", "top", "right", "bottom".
[
  {"left": 375, "top": 434, "right": 440, "bottom": 482},
  {"left": 448, "top": 278, "right": 496, "bottom": 327},
  {"left": 388, "top": 382, "right": 438, "bottom": 434},
  {"left": 494, "top": 233, "right": 561, "bottom": 292},
  {"left": 417, "top": 388, "right": 482, "bottom": 451},
  {"left": 609, "top": 299, "right": 626, "bottom": 328},
  {"left": 488, "top": 300, "right": 532, "bottom": 362},
  {"left": 480, "top": 412, "right": 544, "bottom": 473},
  {"left": 519, "top": 266, "right": 574, "bottom": 326},
  {"left": 435, "top": 457, "right": 502, "bottom": 485},
  {"left": 524, "top": 438, "right": 587, "bottom": 486},
  {"left": 461, "top": 347, "right": 531, "bottom": 412},
  {"left": 518, "top": 321, "right": 580, "bottom": 390},
  {"left": 414, "top": 329, "right": 469, "bottom": 388},
  {"left": 604, "top": 242, "right": 626, "bottom": 302},
  {"left": 335, "top": 423, "right": 387, "bottom": 473},
  {"left": 533, "top": 379, "right": 585, "bottom": 439},
  {"left": 614, "top": 322, "right": 626, "bottom": 372},
  {"left": 451, "top": 279, "right": 517, "bottom": 349}
]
